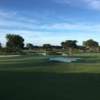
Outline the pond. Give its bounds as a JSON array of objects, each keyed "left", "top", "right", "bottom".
[{"left": 49, "top": 56, "right": 80, "bottom": 63}]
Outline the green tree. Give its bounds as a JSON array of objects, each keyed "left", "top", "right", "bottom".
[
  {"left": 26, "top": 43, "right": 34, "bottom": 50},
  {"left": 61, "top": 40, "right": 77, "bottom": 55},
  {"left": 0, "top": 43, "right": 2, "bottom": 49},
  {"left": 6, "top": 34, "right": 24, "bottom": 51},
  {"left": 83, "top": 39, "right": 99, "bottom": 52},
  {"left": 43, "top": 44, "right": 52, "bottom": 51}
]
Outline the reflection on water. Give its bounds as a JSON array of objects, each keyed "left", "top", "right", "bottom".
[{"left": 49, "top": 57, "right": 80, "bottom": 63}]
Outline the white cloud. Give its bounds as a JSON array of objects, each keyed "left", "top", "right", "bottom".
[
  {"left": 2, "top": 9, "right": 99, "bottom": 33},
  {"left": 0, "top": 10, "right": 100, "bottom": 33},
  {"left": 0, "top": 10, "right": 41, "bottom": 32},
  {"left": 1, "top": 16, "right": 100, "bottom": 33},
  {"left": 85, "top": 0, "right": 100, "bottom": 10},
  {"left": 1, "top": 9, "right": 100, "bottom": 45},
  {"left": 0, "top": 10, "right": 17, "bottom": 18},
  {"left": 0, "top": 10, "right": 39, "bottom": 26},
  {"left": 40, "top": 22, "right": 100, "bottom": 33},
  {"left": 54, "top": 0, "right": 100, "bottom": 10}
]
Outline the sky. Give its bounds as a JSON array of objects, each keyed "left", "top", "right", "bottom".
[{"left": 0, "top": 0, "right": 100, "bottom": 45}]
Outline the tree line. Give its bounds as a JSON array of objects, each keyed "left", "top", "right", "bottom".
[{"left": 0, "top": 34, "right": 100, "bottom": 54}]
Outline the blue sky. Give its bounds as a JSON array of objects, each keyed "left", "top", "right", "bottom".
[{"left": 0, "top": 0, "right": 100, "bottom": 45}]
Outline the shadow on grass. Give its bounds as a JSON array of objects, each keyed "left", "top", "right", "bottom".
[{"left": 0, "top": 71, "right": 100, "bottom": 100}]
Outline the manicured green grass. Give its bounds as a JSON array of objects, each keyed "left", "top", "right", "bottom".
[
  {"left": 0, "top": 71, "right": 100, "bottom": 100},
  {"left": 0, "top": 54, "right": 100, "bottom": 100},
  {"left": 0, "top": 55, "right": 100, "bottom": 73}
]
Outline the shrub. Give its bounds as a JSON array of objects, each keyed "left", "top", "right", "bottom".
[{"left": 47, "top": 51, "right": 62, "bottom": 55}]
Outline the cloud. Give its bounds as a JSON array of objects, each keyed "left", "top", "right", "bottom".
[
  {"left": 0, "top": 10, "right": 17, "bottom": 18},
  {"left": 84, "top": 0, "right": 100, "bottom": 10},
  {"left": 0, "top": 10, "right": 41, "bottom": 32},
  {"left": 40, "top": 22, "right": 100, "bottom": 33},
  {"left": 1, "top": 13, "right": 100, "bottom": 33},
  {"left": 0, "top": 9, "right": 100, "bottom": 33},
  {"left": 1, "top": 9, "right": 100, "bottom": 45},
  {"left": 53, "top": 0, "right": 100, "bottom": 10}
]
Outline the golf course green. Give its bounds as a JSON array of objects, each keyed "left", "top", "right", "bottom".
[{"left": 0, "top": 54, "right": 100, "bottom": 100}]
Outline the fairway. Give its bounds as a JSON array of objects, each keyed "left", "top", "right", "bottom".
[
  {"left": 0, "top": 54, "right": 100, "bottom": 73},
  {"left": 0, "top": 55, "right": 100, "bottom": 100}
]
